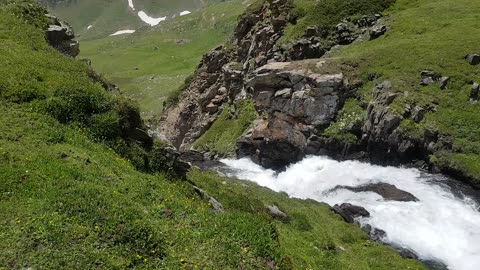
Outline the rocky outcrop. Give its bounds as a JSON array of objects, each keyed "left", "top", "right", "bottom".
[
  {"left": 274, "top": 14, "right": 386, "bottom": 61},
  {"left": 156, "top": 0, "right": 292, "bottom": 151},
  {"left": 149, "top": 146, "right": 191, "bottom": 179},
  {"left": 361, "top": 224, "right": 386, "bottom": 242},
  {"left": 45, "top": 14, "right": 79, "bottom": 57},
  {"left": 237, "top": 60, "right": 352, "bottom": 168},
  {"left": 266, "top": 205, "right": 288, "bottom": 220},
  {"left": 331, "top": 203, "right": 370, "bottom": 223},
  {"left": 337, "top": 183, "right": 419, "bottom": 202},
  {"left": 465, "top": 53, "right": 480, "bottom": 65},
  {"left": 193, "top": 186, "right": 225, "bottom": 213}
]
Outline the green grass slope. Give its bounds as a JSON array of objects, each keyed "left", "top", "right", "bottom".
[
  {"left": 194, "top": 99, "right": 257, "bottom": 156},
  {"left": 0, "top": 1, "right": 426, "bottom": 269},
  {"left": 327, "top": 0, "right": 480, "bottom": 185},
  {"left": 79, "top": 0, "right": 252, "bottom": 118},
  {"left": 45, "top": 0, "right": 223, "bottom": 40}
]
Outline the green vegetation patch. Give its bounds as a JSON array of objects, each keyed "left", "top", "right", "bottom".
[
  {"left": 194, "top": 99, "right": 257, "bottom": 156},
  {"left": 0, "top": 4, "right": 140, "bottom": 143},
  {"left": 0, "top": 102, "right": 278, "bottom": 269},
  {"left": 323, "top": 99, "right": 365, "bottom": 144},
  {"left": 79, "top": 0, "right": 254, "bottom": 118},
  {"left": 191, "top": 170, "right": 427, "bottom": 270},
  {"left": 334, "top": 0, "right": 480, "bottom": 184},
  {"left": 281, "top": 0, "right": 395, "bottom": 42}
]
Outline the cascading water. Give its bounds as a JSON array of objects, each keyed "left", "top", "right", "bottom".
[{"left": 220, "top": 156, "right": 480, "bottom": 270}]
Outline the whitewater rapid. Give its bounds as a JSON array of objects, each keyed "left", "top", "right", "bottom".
[{"left": 221, "top": 156, "right": 480, "bottom": 270}]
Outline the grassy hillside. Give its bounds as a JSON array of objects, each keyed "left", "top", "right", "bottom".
[
  {"left": 79, "top": 0, "right": 252, "bottom": 118},
  {"left": 45, "top": 0, "right": 223, "bottom": 40},
  {"left": 328, "top": 0, "right": 480, "bottom": 185},
  {"left": 0, "top": 1, "right": 426, "bottom": 269},
  {"left": 194, "top": 99, "right": 258, "bottom": 156}
]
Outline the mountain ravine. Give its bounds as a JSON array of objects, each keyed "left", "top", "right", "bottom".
[
  {"left": 2, "top": 0, "right": 480, "bottom": 269},
  {"left": 156, "top": 0, "right": 480, "bottom": 189}
]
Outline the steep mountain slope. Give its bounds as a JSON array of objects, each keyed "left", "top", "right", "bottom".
[
  {"left": 0, "top": 1, "right": 425, "bottom": 269},
  {"left": 79, "top": 0, "right": 253, "bottom": 118},
  {"left": 159, "top": 0, "right": 480, "bottom": 188},
  {"left": 40, "top": 0, "right": 222, "bottom": 40}
]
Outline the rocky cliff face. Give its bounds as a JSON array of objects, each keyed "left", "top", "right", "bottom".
[
  {"left": 156, "top": 0, "right": 387, "bottom": 160},
  {"left": 156, "top": 0, "right": 293, "bottom": 150},
  {"left": 45, "top": 14, "right": 79, "bottom": 57},
  {"left": 237, "top": 60, "right": 355, "bottom": 168}
]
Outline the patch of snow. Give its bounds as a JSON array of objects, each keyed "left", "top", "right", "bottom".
[
  {"left": 138, "top": 11, "right": 166, "bottom": 26},
  {"left": 110, "top": 29, "right": 136, "bottom": 36},
  {"left": 180, "top": 10, "right": 191, "bottom": 16},
  {"left": 87, "top": 25, "right": 93, "bottom": 30},
  {"left": 128, "top": 0, "right": 135, "bottom": 10}
]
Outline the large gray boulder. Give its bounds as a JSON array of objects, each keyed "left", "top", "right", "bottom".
[
  {"left": 238, "top": 60, "right": 349, "bottom": 169},
  {"left": 45, "top": 15, "right": 79, "bottom": 57},
  {"left": 332, "top": 203, "right": 370, "bottom": 223},
  {"left": 465, "top": 54, "right": 480, "bottom": 65},
  {"left": 338, "top": 183, "right": 419, "bottom": 202}
]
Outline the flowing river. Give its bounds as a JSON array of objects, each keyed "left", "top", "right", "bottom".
[{"left": 219, "top": 156, "right": 480, "bottom": 270}]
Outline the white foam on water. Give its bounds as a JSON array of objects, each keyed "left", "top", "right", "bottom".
[
  {"left": 180, "top": 10, "right": 192, "bottom": 16},
  {"left": 109, "top": 29, "right": 136, "bottom": 36},
  {"left": 137, "top": 11, "right": 166, "bottom": 26},
  {"left": 221, "top": 156, "right": 480, "bottom": 270},
  {"left": 128, "top": 0, "right": 135, "bottom": 10}
]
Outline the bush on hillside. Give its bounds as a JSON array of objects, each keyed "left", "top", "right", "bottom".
[
  {"left": 282, "top": 0, "right": 396, "bottom": 42},
  {"left": 1, "top": 0, "right": 49, "bottom": 29}
]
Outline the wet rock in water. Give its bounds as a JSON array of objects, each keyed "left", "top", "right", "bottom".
[
  {"left": 193, "top": 186, "right": 224, "bottom": 213},
  {"left": 422, "top": 260, "right": 449, "bottom": 270},
  {"left": 238, "top": 60, "right": 348, "bottom": 169},
  {"left": 237, "top": 114, "right": 307, "bottom": 169},
  {"left": 266, "top": 205, "right": 288, "bottom": 220},
  {"left": 340, "top": 183, "right": 419, "bottom": 202},
  {"left": 361, "top": 224, "right": 387, "bottom": 241},
  {"left": 397, "top": 247, "right": 419, "bottom": 260},
  {"left": 332, "top": 203, "right": 370, "bottom": 223},
  {"left": 465, "top": 53, "right": 480, "bottom": 65}
]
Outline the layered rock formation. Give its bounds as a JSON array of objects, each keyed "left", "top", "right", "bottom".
[
  {"left": 237, "top": 60, "right": 353, "bottom": 168},
  {"left": 157, "top": 0, "right": 293, "bottom": 150},
  {"left": 45, "top": 14, "right": 79, "bottom": 57}
]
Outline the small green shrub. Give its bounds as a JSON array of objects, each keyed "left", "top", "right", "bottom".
[
  {"left": 2, "top": 0, "right": 49, "bottom": 30},
  {"left": 194, "top": 99, "right": 257, "bottom": 155},
  {"left": 323, "top": 99, "right": 365, "bottom": 143},
  {"left": 290, "top": 213, "right": 313, "bottom": 232},
  {"left": 88, "top": 111, "right": 120, "bottom": 141},
  {"left": 281, "top": 0, "right": 396, "bottom": 42}
]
